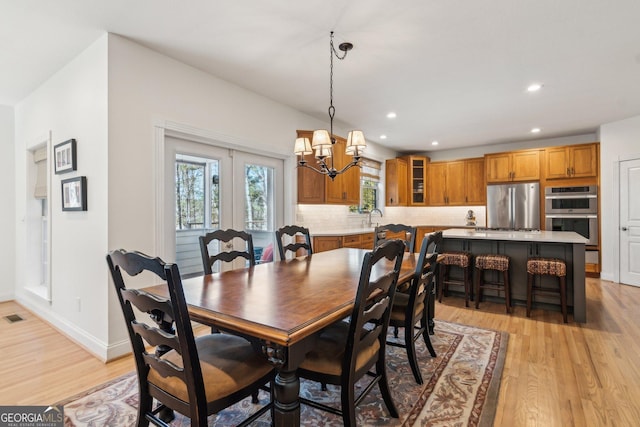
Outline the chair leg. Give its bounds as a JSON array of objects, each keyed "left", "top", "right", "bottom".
[
  {"left": 376, "top": 358, "right": 399, "bottom": 419},
  {"left": 503, "top": 270, "right": 511, "bottom": 314},
  {"left": 438, "top": 265, "right": 446, "bottom": 302},
  {"left": 475, "top": 267, "right": 482, "bottom": 309},
  {"left": 559, "top": 275, "right": 568, "bottom": 323},
  {"left": 463, "top": 266, "right": 470, "bottom": 307},
  {"left": 341, "top": 381, "right": 357, "bottom": 426},
  {"left": 406, "top": 329, "right": 423, "bottom": 384},
  {"left": 526, "top": 273, "right": 534, "bottom": 317},
  {"left": 137, "top": 389, "right": 153, "bottom": 427},
  {"left": 420, "top": 310, "right": 437, "bottom": 358},
  {"left": 251, "top": 390, "right": 259, "bottom": 404},
  {"left": 393, "top": 326, "right": 399, "bottom": 338}
]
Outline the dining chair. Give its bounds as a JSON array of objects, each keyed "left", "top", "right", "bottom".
[
  {"left": 275, "top": 225, "right": 312, "bottom": 260},
  {"left": 374, "top": 223, "right": 417, "bottom": 253},
  {"left": 107, "top": 249, "right": 274, "bottom": 427},
  {"left": 387, "top": 231, "right": 441, "bottom": 384},
  {"left": 199, "top": 229, "right": 255, "bottom": 274},
  {"left": 297, "top": 239, "right": 405, "bottom": 426}
]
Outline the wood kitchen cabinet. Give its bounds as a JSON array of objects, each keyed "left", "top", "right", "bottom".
[
  {"left": 465, "top": 157, "right": 486, "bottom": 204},
  {"left": 427, "top": 158, "right": 485, "bottom": 205},
  {"left": 313, "top": 236, "right": 342, "bottom": 252},
  {"left": 385, "top": 157, "right": 408, "bottom": 206},
  {"left": 544, "top": 143, "right": 598, "bottom": 180},
  {"left": 485, "top": 149, "right": 541, "bottom": 183},
  {"left": 404, "top": 155, "right": 429, "bottom": 206},
  {"left": 312, "top": 233, "right": 375, "bottom": 253},
  {"left": 296, "top": 130, "right": 360, "bottom": 205},
  {"left": 427, "top": 161, "right": 462, "bottom": 206}
]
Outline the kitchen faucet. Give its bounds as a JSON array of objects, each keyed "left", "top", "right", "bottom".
[{"left": 367, "top": 208, "right": 383, "bottom": 228}]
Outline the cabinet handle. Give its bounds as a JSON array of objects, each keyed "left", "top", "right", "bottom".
[
  {"left": 567, "top": 167, "right": 570, "bottom": 176},
  {"left": 571, "top": 167, "right": 575, "bottom": 176}
]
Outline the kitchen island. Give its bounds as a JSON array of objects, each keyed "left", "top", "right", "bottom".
[{"left": 441, "top": 228, "right": 588, "bottom": 322}]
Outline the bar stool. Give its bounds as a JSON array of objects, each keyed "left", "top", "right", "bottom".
[
  {"left": 474, "top": 254, "right": 511, "bottom": 313},
  {"left": 526, "top": 257, "right": 568, "bottom": 323},
  {"left": 438, "top": 251, "right": 473, "bottom": 307}
]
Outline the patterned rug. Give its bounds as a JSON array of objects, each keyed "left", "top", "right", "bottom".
[{"left": 58, "top": 321, "right": 507, "bottom": 426}]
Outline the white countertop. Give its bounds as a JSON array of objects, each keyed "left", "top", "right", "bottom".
[{"left": 443, "top": 228, "right": 588, "bottom": 244}]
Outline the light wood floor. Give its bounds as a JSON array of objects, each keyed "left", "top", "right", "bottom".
[{"left": 1, "top": 277, "right": 639, "bottom": 426}]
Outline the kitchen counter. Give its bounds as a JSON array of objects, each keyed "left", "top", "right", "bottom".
[
  {"left": 441, "top": 228, "right": 587, "bottom": 322},
  {"left": 443, "top": 228, "right": 588, "bottom": 244}
]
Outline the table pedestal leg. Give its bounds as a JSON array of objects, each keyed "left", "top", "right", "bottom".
[{"left": 273, "top": 369, "right": 300, "bottom": 426}]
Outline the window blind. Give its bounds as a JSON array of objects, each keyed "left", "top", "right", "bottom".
[{"left": 33, "top": 147, "right": 47, "bottom": 199}]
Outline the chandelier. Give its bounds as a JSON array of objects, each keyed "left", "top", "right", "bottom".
[{"left": 294, "top": 31, "right": 366, "bottom": 181}]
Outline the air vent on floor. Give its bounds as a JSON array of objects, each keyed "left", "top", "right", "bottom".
[{"left": 5, "top": 314, "right": 24, "bottom": 323}]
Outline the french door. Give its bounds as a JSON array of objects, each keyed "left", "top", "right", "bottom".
[
  {"left": 620, "top": 157, "right": 640, "bottom": 286},
  {"left": 165, "top": 136, "right": 283, "bottom": 276}
]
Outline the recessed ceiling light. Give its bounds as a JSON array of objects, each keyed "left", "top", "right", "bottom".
[
  {"left": 527, "top": 83, "right": 543, "bottom": 92},
  {"left": 380, "top": 135, "right": 387, "bottom": 140},
  {"left": 386, "top": 112, "right": 397, "bottom": 119},
  {"left": 531, "top": 128, "right": 541, "bottom": 133},
  {"left": 431, "top": 141, "right": 439, "bottom": 146}
]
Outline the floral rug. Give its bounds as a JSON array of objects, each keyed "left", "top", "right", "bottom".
[{"left": 58, "top": 321, "right": 507, "bottom": 426}]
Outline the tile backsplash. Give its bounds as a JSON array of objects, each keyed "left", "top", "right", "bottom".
[{"left": 296, "top": 204, "right": 486, "bottom": 232}]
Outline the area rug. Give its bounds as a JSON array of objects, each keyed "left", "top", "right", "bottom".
[{"left": 58, "top": 321, "right": 507, "bottom": 426}]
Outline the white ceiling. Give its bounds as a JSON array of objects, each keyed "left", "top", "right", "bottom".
[{"left": 2, "top": 0, "right": 640, "bottom": 152}]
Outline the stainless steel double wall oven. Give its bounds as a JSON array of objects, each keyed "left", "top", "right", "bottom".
[{"left": 544, "top": 185, "right": 598, "bottom": 246}]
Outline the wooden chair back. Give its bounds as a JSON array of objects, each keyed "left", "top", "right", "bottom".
[
  {"left": 199, "top": 229, "right": 255, "bottom": 274},
  {"left": 106, "top": 249, "right": 208, "bottom": 420},
  {"left": 275, "top": 225, "right": 312, "bottom": 260},
  {"left": 374, "top": 223, "right": 417, "bottom": 253},
  {"left": 346, "top": 239, "right": 405, "bottom": 380}
]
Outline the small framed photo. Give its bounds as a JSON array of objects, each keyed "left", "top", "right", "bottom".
[
  {"left": 61, "top": 176, "right": 87, "bottom": 211},
  {"left": 54, "top": 138, "right": 77, "bottom": 174}
]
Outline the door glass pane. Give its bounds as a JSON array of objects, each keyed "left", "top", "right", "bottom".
[
  {"left": 210, "top": 161, "right": 220, "bottom": 229},
  {"left": 175, "top": 155, "right": 221, "bottom": 276},
  {"left": 245, "top": 164, "right": 275, "bottom": 263},
  {"left": 175, "top": 159, "right": 205, "bottom": 230}
]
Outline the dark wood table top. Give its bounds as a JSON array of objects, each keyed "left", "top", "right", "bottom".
[{"left": 143, "top": 248, "right": 417, "bottom": 347}]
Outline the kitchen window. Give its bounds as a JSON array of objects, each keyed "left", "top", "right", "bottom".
[{"left": 360, "top": 158, "right": 381, "bottom": 212}]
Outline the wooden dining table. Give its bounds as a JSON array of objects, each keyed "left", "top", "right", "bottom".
[{"left": 143, "top": 247, "right": 420, "bottom": 426}]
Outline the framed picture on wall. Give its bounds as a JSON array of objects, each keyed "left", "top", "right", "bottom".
[
  {"left": 61, "top": 176, "right": 87, "bottom": 211},
  {"left": 53, "top": 138, "right": 77, "bottom": 174}
]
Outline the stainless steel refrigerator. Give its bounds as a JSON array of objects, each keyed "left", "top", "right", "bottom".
[{"left": 486, "top": 182, "right": 540, "bottom": 230}]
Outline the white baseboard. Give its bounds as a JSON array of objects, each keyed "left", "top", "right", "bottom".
[{"left": 16, "top": 295, "right": 112, "bottom": 362}]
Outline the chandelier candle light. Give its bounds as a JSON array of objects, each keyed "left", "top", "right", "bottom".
[{"left": 294, "top": 31, "right": 366, "bottom": 180}]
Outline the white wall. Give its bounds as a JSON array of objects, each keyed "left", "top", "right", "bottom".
[
  {"left": 0, "top": 105, "right": 15, "bottom": 301},
  {"left": 14, "top": 35, "right": 109, "bottom": 356},
  {"left": 599, "top": 115, "right": 640, "bottom": 281},
  {"left": 423, "top": 133, "right": 598, "bottom": 162}
]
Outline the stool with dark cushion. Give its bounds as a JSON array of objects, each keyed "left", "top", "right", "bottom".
[
  {"left": 438, "top": 251, "right": 473, "bottom": 307},
  {"left": 527, "top": 257, "right": 568, "bottom": 323},
  {"left": 474, "top": 254, "right": 511, "bottom": 313}
]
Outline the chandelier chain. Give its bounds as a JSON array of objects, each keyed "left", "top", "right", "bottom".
[{"left": 329, "top": 31, "right": 349, "bottom": 140}]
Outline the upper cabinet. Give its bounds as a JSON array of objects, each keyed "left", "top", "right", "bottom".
[
  {"left": 385, "top": 157, "right": 408, "bottom": 206},
  {"left": 427, "top": 158, "right": 485, "bottom": 206},
  {"left": 296, "top": 130, "right": 360, "bottom": 205},
  {"left": 464, "top": 157, "right": 486, "bottom": 205},
  {"left": 544, "top": 143, "right": 598, "bottom": 180},
  {"left": 485, "top": 149, "right": 541, "bottom": 183},
  {"left": 406, "top": 156, "right": 429, "bottom": 206}
]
